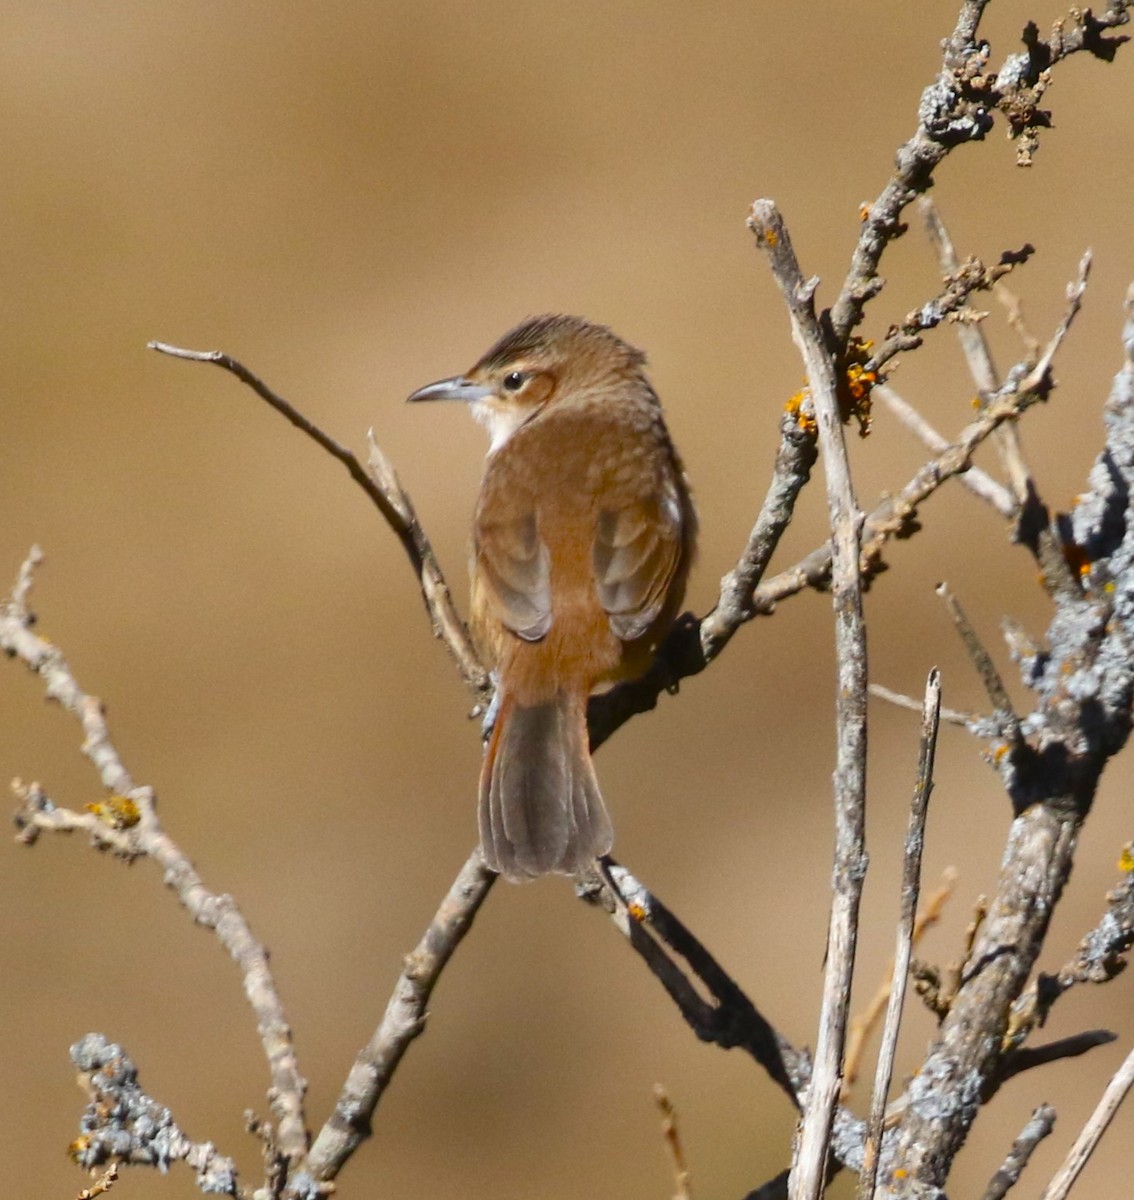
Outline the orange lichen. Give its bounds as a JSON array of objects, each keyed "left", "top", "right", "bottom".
[
  {"left": 764, "top": 228, "right": 779, "bottom": 247},
  {"left": 86, "top": 794, "right": 141, "bottom": 829},
  {"left": 628, "top": 901, "right": 648, "bottom": 921},
  {"left": 785, "top": 388, "right": 818, "bottom": 436},
  {"left": 837, "top": 338, "right": 877, "bottom": 436}
]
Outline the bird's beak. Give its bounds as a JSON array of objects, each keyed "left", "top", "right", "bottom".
[{"left": 406, "top": 375, "right": 494, "bottom": 404}]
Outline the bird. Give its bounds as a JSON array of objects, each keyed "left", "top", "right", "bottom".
[{"left": 408, "top": 315, "right": 696, "bottom": 881}]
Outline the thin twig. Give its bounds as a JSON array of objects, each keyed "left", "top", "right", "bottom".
[
  {"left": 875, "top": 385, "right": 1014, "bottom": 517},
  {"left": 980, "top": 1104, "right": 1056, "bottom": 1200},
  {"left": 148, "top": 341, "right": 491, "bottom": 704},
  {"left": 655, "top": 1084, "right": 694, "bottom": 1200},
  {"left": 858, "top": 670, "right": 941, "bottom": 1200},
  {"left": 844, "top": 868, "right": 958, "bottom": 1092},
  {"left": 585, "top": 860, "right": 871, "bottom": 1177},
  {"left": 1, "top": 550, "right": 310, "bottom": 1167},
  {"left": 306, "top": 849, "right": 496, "bottom": 1183},
  {"left": 868, "top": 683, "right": 973, "bottom": 727},
  {"left": 76, "top": 1162, "right": 120, "bottom": 1200},
  {"left": 749, "top": 199, "right": 869, "bottom": 1200},
  {"left": 699, "top": 405, "right": 818, "bottom": 661},
  {"left": 1038, "top": 1045, "right": 1134, "bottom": 1200},
  {"left": 1000, "top": 1030, "right": 1117, "bottom": 1083},
  {"left": 919, "top": 197, "right": 1032, "bottom": 507},
  {"left": 935, "top": 582, "right": 1021, "bottom": 745}
]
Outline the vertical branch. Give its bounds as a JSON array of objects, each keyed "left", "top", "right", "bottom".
[
  {"left": 749, "top": 200, "right": 869, "bottom": 1200},
  {"left": 858, "top": 670, "right": 941, "bottom": 1199}
]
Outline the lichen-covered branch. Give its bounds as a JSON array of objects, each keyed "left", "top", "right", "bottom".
[
  {"left": 70, "top": 1035, "right": 242, "bottom": 1198},
  {"left": 828, "top": 1, "right": 1128, "bottom": 347},
  {"left": 1, "top": 551, "right": 310, "bottom": 1175},
  {"left": 885, "top": 286, "right": 1134, "bottom": 1198}
]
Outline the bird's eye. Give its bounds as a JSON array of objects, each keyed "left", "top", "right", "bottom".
[{"left": 502, "top": 371, "right": 526, "bottom": 392}]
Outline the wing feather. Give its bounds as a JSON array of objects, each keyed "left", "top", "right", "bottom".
[
  {"left": 475, "top": 511, "right": 552, "bottom": 641},
  {"left": 594, "top": 483, "right": 684, "bottom": 642}
]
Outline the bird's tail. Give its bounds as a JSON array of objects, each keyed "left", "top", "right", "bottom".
[{"left": 478, "top": 688, "right": 613, "bottom": 881}]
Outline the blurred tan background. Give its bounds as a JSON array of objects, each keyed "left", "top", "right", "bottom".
[{"left": 2, "top": 3, "right": 1132, "bottom": 1197}]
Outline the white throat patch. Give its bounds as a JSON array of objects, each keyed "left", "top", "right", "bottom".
[{"left": 470, "top": 398, "right": 532, "bottom": 453}]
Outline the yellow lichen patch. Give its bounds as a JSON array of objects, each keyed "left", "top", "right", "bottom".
[
  {"left": 991, "top": 743, "right": 1010, "bottom": 763},
  {"left": 858, "top": 202, "right": 871, "bottom": 222},
  {"left": 86, "top": 794, "right": 141, "bottom": 829},
  {"left": 764, "top": 228, "right": 779, "bottom": 247},
  {"left": 785, "top": 389, "right": 818, "bottom": 437},
  {"left": 1119, "top": 843, "right": 1134, "bottom": 873},
  {"left": 628, "top": 901, "right": 648, "bottom": 922},
  {"left": 68, "top": 1135, "right": 91, "bottom": 1162},
  {"left": 837, "top": 338, "right": 877, "bottom": 436}
]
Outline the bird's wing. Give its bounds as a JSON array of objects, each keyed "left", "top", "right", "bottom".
[
  {"left": 475, "top": 510, "right": 552, "bottom": 642},
  {"left": 593, "top": 477, "right": 684, "bottom": 642}
]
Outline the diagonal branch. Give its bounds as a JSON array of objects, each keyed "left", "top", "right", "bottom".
[
  {"left": 148, "top": 341, "right": 491, "bottom": 705},
  {"left": 1038, "top": 1045, "right": 1134, "bottom": 1200},
  {"left": 306, "top": 848, "right": 495, "bottom": 1185},
  {"left": 1, "top": 549, "right": 311, "bottom": 1169}
]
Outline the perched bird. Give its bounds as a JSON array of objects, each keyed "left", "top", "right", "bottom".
[{"left": 408, "top": 315, "right": 696, "bottom": 881}]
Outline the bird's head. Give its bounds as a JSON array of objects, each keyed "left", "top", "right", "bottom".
[{"left": 407, "top": 315, "right": 649, "bottom": 451}]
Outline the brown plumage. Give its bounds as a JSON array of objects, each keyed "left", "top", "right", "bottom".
[{"left": 409, "top": 315, "right": 696, "bottom": 881}]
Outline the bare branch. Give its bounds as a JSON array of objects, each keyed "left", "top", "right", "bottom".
[
  {"left": 919, "top": 198, "right": 1032, "bottom": 507},
  {"left": 583, "top": 859, "right": 872, "bottom": 1182},
  {"left": 1, "top": 551, "right": 310, "bottom": 1168},
  {"left": 858, "top": 670, "right": 941, "bottom": 1200},
  {"left": 876, "top": 385, "right": 1014, "bottom": 516},
  {"left": 655, "top": 1084, "right": 694, "bottom": 1200},
  {"left": 981, "top": 1104, "right": 1056, "bottom": 1200},
  {"left": 748, "top": 199, "right": 869, "bottom": 1200},
  {"left": 148, "top": 341, "right": 491, "bottom": 704},
  {"left": 935, "top": 582, "right": 1022, "bottom": 746},
  {"left": 866, "top": 244, "right": 1034, "bottom": 376},
  {"left": 699, "top": 406, "right": 818, "bottom": 661},
  {"left": 1039, "top": 1045, "right": 1134, "bottom": 1200},
  {"left": 868, "top": 683, "right": 974, "bottom": 727},
  {"left": 1000, "top": 1030, "right": 1117, "bottom": 1082},
  {"left": 844, "top": 869, "right": 958, "bottom": 1093},
  {"left": 306, "top": 849, "right": 495, "bottom": 1184}
]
